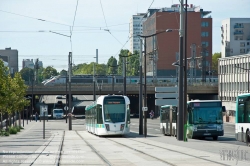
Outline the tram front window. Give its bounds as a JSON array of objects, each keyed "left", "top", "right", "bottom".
[{"left": 104, "top": 104, "right": 125, "bottom": 123}]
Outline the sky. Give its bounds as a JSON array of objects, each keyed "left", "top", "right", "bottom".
[{"left": 0, "top": 0, "right": 249, "bottom": 72}]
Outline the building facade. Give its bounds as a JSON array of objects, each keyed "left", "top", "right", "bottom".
[
  {"left": 218, "top": 53, "right": 250, "bottom": 114},
  {"left": 129, "top": 13, "right": 146, "bottom": 53},
  {"left": 221, "top": 18, "right": 250, "bottom": 58},
  {"left": 0, "top": 48, "right": 18, "bottom": 74},
  {"left": 142, "top": 5, "right": 212, "bottom": 78},
  {"left": 22, "top": 59, "right": 43, "bottom": 69}
]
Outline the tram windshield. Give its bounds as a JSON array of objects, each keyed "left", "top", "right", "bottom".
[{"left": 103, "top": 97, "right": 125, "bottom": 123}]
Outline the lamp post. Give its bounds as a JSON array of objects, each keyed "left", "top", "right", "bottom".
[
  {"left": 234, "top": 64, "right": 250, "bottom": 93},
  {"left": 68, "top": 52, "right": 72, "bottom": 130},
  {"left": 138, "top": 29, "right": 172, "bottom": 138},
  {"left": 31, "top": 73, "right": 34, "bottom": 121},
  {"left": 108, "top": 65, "right": 119, "bottom": 94},
  {"left": 65, "top": 71, "right": 68, "bottom": 123}
]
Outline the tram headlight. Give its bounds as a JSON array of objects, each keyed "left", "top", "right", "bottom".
[
  {"left": 120, "top": 124, "right": 125, "bottom": 131},
  {"left": 217, "top": 125, "right": 223, "bottom": 131},
  {"left": 105, "top": 124, "right": 110, "bottom": 131}
]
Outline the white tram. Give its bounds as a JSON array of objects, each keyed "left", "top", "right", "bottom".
[{"left": 85, "top": 95, "right": 130, "bottom": 136}]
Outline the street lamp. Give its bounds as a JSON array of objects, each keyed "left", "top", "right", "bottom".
[
  {"left": 234, "top": 64, "right": 249, "bottom": 93},
  {"left": 138, "top": 29, "right": 172, "bottom": 137},
  {"left": 108, "top": 65, "right": 119, "bottom": 94}
]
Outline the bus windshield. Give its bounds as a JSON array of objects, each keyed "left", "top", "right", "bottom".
[
  {"left": 104, "top": 100, "right": 125, "bottom": 123},
  {"left": 54, "top": 110, "right": 63, "bottom": 114},
  {"left": 192, "top": 107, "right": 223, "bottom": 124}
]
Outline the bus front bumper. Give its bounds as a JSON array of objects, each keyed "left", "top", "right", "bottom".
[{"left": 192, "top": 130, "right": 224, "bottom": 137}]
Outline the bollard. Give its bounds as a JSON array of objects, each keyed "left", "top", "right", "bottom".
[
  {"left": 68, "top": 113, "right": 72, "bottom": 130},
  {"left": 43, "top": 111, "right": 45, "bottom": 139},
  {"left": 184, "top": 124, "right": 188, "bottom": 142}
]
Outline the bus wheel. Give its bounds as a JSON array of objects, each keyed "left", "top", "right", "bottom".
[
  {"left": 246, "top": 131, "right": 250, "bottom": 146},
  {"left": 213, "top": 136, "right": 218, "bottom": 140}
]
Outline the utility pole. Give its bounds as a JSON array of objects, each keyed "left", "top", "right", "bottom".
[
  {"left": 177, "top": 0, "right": 184, "bottom": 141},
  {"left": 123, "top": 57, "right": 126, "bottom": 96},
  {"left": 65, "top": 71, "right": 68, "bottom": 123},
  {"left": 93, "top": 59, "right": 96, "bottom": 101},
  {"left": 144, "top": 37, "right": 147, "bottom": 138},
  {"left": 68, "top": 52, "right": 72, "bottom": 130},
  {"left": 139, "top": 39, "right": 143, "bottom": 135}
]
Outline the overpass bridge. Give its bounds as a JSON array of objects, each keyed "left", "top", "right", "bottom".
[{"left": 27, "top": 83, "right": 218, "bottom": 97}]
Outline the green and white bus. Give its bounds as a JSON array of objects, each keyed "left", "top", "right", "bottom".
[
  {"left": 186, "top": 100, "right": 225, "bottom": 140},
  {"left": 160, "top": 105, "right": 177, "bottom": 136},
  {"left": 235, "top": 93, "right": 250, "bottom": 145}
]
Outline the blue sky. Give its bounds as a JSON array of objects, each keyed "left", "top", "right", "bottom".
[{"left": 0, "top": 0, "right": 249, "bottom": 72}]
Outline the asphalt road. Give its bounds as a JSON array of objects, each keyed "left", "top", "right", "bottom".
[{"left": 129, "top": 118, "right": 246, "bottom": 146}]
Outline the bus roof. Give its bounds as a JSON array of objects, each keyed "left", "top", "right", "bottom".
[
  {"left": 161, "top": 105, "right": 176, "bottom": 108},
  {"left": 187, "top": 100, "right": 221, "bottom": 103},
  {"left": 237, "top": 93, "right": 250, "bottom": 97}
]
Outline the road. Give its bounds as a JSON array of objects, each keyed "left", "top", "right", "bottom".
[{"left": 129, "top": 118, "right": 246, "bottom": 146}]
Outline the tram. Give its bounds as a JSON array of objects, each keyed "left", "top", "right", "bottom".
[{"left": 85, "top": 95, "right": 130, "bottom": 136}]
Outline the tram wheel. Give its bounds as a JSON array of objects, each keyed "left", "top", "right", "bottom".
[
  {"left": 213, "top": 136, "right": 218, "bottom": 140},
  {"left": 246, "top": 130, "right": 250, "bottom": 147}
]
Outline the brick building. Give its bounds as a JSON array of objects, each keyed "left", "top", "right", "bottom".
[{"left": 142, "top": 5, "right": 212, "bottom": 77}]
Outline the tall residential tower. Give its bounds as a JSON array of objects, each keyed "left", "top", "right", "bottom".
[{"left": 129, "top": 13, "right": 146, "bottom": 53}]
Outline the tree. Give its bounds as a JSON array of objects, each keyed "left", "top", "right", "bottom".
[
  {"left": 0, "top": 60, "right": 8, "bottom": 129},
  {"left": 107, "top": 56, "right": 118, "bottom": 75},
  {"left": 212, "top": 52, "right": 221, "bottom": 74},
  {"left": 118, "top": 49, "right": 130, "bottom": 75},
  {"left": 12, "top": 73, "right": 29, "bottom": 127},
  {"left": 20, "top": 68, "right": 34, "bottom": 84},
  {"left": 60, "top": 69, "right": 67, "bottom": 76},
  {"left": 42, "top": 66, "right": 58, "bottom": 79}
]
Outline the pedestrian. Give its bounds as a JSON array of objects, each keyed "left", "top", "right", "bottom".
[
  {"left": 150, "top": 110, "right": 154, "bottom": 119},
  {"left": 35, "top": 112, "right": 38, "bottom": 122}
]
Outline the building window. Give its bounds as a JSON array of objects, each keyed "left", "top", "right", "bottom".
[
  {"left": 201, "top": 32, "right": 209, "bottom": 37},
  {"left": 240, "top": 42, "right": 245, "bottom": 47},
  {"left": 201, "top": 22, "right": 208, "bottom": 27},
  {"left": 240, "top": 49, "right": 245, "bottom": 53},
  {"left": 201, "top": 41, "right": 208, "bottom": 47},
  {"left": 247, "top": 42, "right": 249, "bottom": 45}
]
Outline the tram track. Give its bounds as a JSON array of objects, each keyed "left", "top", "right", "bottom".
[
  {"left": 105, "top": 137, "right": 229, "bottom": 166},
  {"left": 76, "top": 131, "right": 112, "bottom": 166}
]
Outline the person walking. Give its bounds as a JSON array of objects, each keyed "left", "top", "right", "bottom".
[
  {"left": 35, "top": 112, "right": 38, "bottom": 122},
  {"left": 149, "top": 110, "right": 154, "bottom": 120}
]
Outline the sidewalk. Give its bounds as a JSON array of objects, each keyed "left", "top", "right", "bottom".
[{"left": 1, "top": 119, "right": 249, "bottom": 166}]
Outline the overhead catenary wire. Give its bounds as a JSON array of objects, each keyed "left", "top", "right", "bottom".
[
  {"left": 113, "top": 0, "right": 156, "bottom": 59},
  {"left": 99, "top": 0, "right": 123, "bottom": 46}
]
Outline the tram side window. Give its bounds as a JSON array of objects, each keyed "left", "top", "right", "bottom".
[
  {"left": 127, "top": 104, "right": 130, "bottom": 124},
  {"left": 238, "top": 104, "right": 244, "bottom": 123},
  {"left": 97, "top": 104, "right": 103, "bottom": 124},
  {"left": 160, "top": 110, "right": 166, "bottom": 123}
]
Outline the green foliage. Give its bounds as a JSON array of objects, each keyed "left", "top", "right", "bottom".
[
  {"left": 72, "top": 49, "right": 139, "bottom": 77},
  {"left": 42, "top": 66, "right": 58, "bottom": 79},
  {"left": 212, "top": 52, "right": 221, "bottom": 74},
  {"left": 9, "top": 127, "right": 17, "bottom": 134},
  {"left": 19, "top": 68, "right": 34, "bottom": 83},
  {"left": 60, "top": 69, "right": 67, "bottom": 76},
  {"left": 4, "top": 131, "right": 9, "bottom": 136}
]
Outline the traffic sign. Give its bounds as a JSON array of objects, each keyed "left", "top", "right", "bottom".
[
  {"left": 155, "top": 87, "right": 178, "bottom": 106},
  {"left": 64, "top": 106, "right": 69, "bottom": 111},
  {"left": 155, "top": 93, "right": 178, "bottom": 98},
  {"left": 142, "top": 107, "right": 148, "bottom": 111},
  {"left": 155, "top": 99, "right": 178, "bottom": 106},
  {"left": 155, "top": 87, "right": 178, "bottom": 93}
]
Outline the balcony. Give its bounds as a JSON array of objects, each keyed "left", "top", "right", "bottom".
[
  {"left": 221, "top": 26, "right": 223, "bottom": 31},
  {"left": 234, "top": 24, "right": 244, "bottom": 28},
  {"left": 234, "top": 31, "right": 243, "bottom": 35},
  {"left": 221, "top": 34, "right": 224, "bottom": 38}
]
